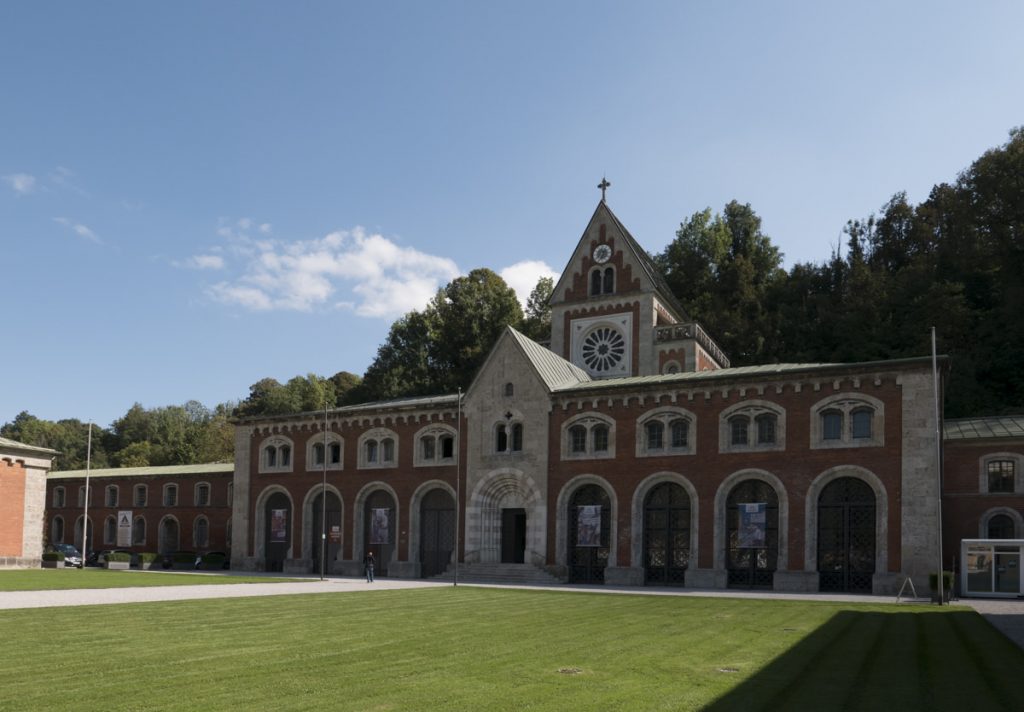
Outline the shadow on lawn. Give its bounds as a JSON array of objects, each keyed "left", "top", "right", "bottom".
[{"left": 704, "top": 608, "right": 1024, "bottom": 712}]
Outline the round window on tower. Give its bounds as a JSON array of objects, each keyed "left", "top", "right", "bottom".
[{"left": 581, "top": 326, "right": 626, "bottom": 373}]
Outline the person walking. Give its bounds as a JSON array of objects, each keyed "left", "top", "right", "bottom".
[{"left": 364, "top": 550, "right": 375, "bottom": 583}]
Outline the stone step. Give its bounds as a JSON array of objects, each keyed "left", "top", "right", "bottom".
[{"left": 429, "top": 563, "right": 564, "bottom": 586}]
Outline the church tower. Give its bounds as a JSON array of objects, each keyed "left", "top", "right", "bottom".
[{"left": 548, "top": 182, "right": 729, "bottom": 377}]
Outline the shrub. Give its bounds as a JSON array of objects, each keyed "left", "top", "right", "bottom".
[
  {"left": 137, "top": 552, "right": 159, "bottom": 563},
  {"left": 107, "top": 552, "right": 132, "bottom": 562},
  {"left": 172, "top": 552, "right": 196, "bottom": 564},
  {"left": 42, "top": 551, "right": 65, "bottom": 562},
  {"left": 201, "top": 553, "right": 226, "bottom": 568}
]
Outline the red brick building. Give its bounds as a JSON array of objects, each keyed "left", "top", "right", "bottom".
[{"left": 1, "top": 436, "right": 57, "bottom": 568}]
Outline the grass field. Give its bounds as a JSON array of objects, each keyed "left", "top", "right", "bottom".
[
  {"left": 0, "top": 569, "right": 306, "bottom": 591},
  {"left": 2, "top": 587, "right": 1021, "bottom": 711}
]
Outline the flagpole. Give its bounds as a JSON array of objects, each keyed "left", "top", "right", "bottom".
[
  {"left": 321, "top": 400, "right": 328, "bottom": 581},
  {"left": 81, "top": 422, "right": 93, "bottom": 567},
  {"left": 455, "top": 389, "right": 461, "bottom": 587},
  {"left": 932, "top": 327, "right": 945, "bottom": 604}
]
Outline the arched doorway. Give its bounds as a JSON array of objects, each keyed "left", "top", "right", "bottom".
[
  {"left": 988, "top": 514, "right": 1015, "bottom": 539},
  {"left": 311, "top": 491, "right": 342, "bottom": 575},
  {"left": 818, "top": 477, "right": 875, "bottom": 593},
  {"left": 568, "top": 484, "right": 610, "bottom": 584},
  {"left": 420, "top": 489, "right": 455, "bottom": 578},
  {"left": 264, "top": 492, "right": 291, "bottom": 572},
  {"left": 726, "top": 479, "right": 779, "bottom": 589},
  {"left": 364, "top": 490, "right": 396, "bottom": 577},
  {"left": 159, "top": 517, "right": 179, "bottom": 554},
  {"left": 643, "top": 482, "right": 690, "bottom": 586}
]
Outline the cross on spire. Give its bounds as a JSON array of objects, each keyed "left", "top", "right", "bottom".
[{"left": 598, "top": 177, "right": 610, "bottom": 202}]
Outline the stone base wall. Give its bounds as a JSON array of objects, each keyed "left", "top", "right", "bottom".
[
  {"left": 388, "top": 561, "right": 419, "bottom": 578},
  {"left": 773, "top": 571, "right": 818, "bottom": 592},
  {"left": 604, "top": 566, "right": 643, "bottom": 586},
  {"left": 0, "top": 556, "right": 41, "bottom": 569},
  {"left": 872, "top": 572, "right": 903, "bottom": 595},
  {"left": 686, "top": 568, "right": 727, "bottom": 589}
]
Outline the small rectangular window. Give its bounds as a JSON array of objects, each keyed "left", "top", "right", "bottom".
[
  {"left": 422, "top": 437, "right": 436, "bottom": 461},
  {"left": 196, "top": 485, "right": 210, "bottom": 507},
  {"left": 329, "top": 443, "right": 342, "bottom": 464},
  {"left": 851, "top": 409, "right": 873, "bottom": 439},
  {"left": 135, "top": 486, "right": 147, "bottom": 507},
  {"left": 440, "top": 437, "right": 454, "bottom": 459},
  {"left": 822, "top": 412, "right": 842, "bottom": 441},
  {"left": 593, "top": 426, "right": 609, "bottom": 453},
  {"left": 571, "top": 426, "right": 587, "bottom": 453},
  {"left": 730, "top": 417, "right": 748, "bottom": 446},
  {"left": 988, "top": 461, "right": 1015, "bottom": 493},
  {"left": 106, "top": 487, "right": 118, "bottom": 508}
]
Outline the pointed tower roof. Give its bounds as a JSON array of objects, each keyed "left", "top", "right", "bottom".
[{"left": 551, "top": 200, "right": 689, "bottom": 322}]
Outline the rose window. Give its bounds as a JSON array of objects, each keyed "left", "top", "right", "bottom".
[{"left": 581, "top": 327, "right": 625, "bottom": 372}]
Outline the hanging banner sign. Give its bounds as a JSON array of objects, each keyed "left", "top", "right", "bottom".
[
  {"left": 330, "top": 525, "right": 341, "bottom": 543},
  {"left": 577, "top": 505, "right": 601, "bottom": 547},
  {"left": 271, "top": 509, "right": 288, "bottom": 542},
  {"left": 370, "top": 508, "right": 390, "bottom": 544},
  {"left": 117, "top": 510, "right": 133, "bottom": 547},
  {"left": 738, "top": 503, "right": 767, "bottom": 548}
]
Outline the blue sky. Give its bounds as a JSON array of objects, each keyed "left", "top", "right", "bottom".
[{"left": 2, "top": 2, "right": 1023, "bottom": 428}]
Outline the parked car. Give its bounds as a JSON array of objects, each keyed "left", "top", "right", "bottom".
[
  {"left": 50, "top": 543, "right": 83, "bottom": 568},
  {"left": 195, "top": 551, "right": 231, "bottom": 570}
]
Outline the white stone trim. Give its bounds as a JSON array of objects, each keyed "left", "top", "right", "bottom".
[
  {"left": 635, "top": 406, "right": 697, "bottom": 458},
  {"left": 352, "top": 482, "right": 401, "bottom": 563},
  {"left": 979, "top": 507, "right": 1024, "bottom": 538},
  {"left": 259, "top": 435, "right": 295, "bottom": 474},
  {"left": 977, "top": 452, "right": 1023, "bottom": 494},
  {"left": 253, "top": 485, "right": 295, "bottom": 562},
  {"left": 718, "top": 400, "right": 786, "bottom": 453},
  {"left": 630, "top": 472, "right": 700, "bottom": 572},
  {"left": 133, "top": 483, "right": 148, "bottom": 507},
  {"left": 803, "top": 466, "right": 889, "bottom": 574},
  {"left": 554, "top": 474, "right": 618, "bottom": 570},
  {"left": 413, "top": 424, "right": 457, "bottom": 467},
  {"left": 305, "top": 431, "right": 344, "bottom": 472},
  {"left": 357, "top": 428, "right": 399, "bottom": 469},
  {"left": 162, "top": 482, "right": 179, "bottom": 507},
  {"left": 713, "top": 469, "right": 790, "bottom": 571},
  {"left": 570, "top": 312, "right": 633, "bottom": 378},
  {"left": 465, "top": 468, "right": 545, "bottom": 565},
  {"left": 561, "top": 412, "right": 616, "bottom": 461},
  {"left": 193, "top": 481, "right": 212, "bottom": 507},
  {"left": 809, "top": 392, "right": 885, "bottom": 449}
]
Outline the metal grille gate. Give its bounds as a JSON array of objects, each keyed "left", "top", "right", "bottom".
[
  {"left": 420, "top": 489, "right": 455, "bottom": 578},
  {"left": 568, "top": 484, "right": 610, "bottom": 584},
  {"left": 726, "top": 480, "right": 779, "bottom": 589},
  {"left": 817, "top": 477, "right": 875, "bottom": 593},
  {"left": 643, "top": 482, "right": 690, "bottom": 586}
]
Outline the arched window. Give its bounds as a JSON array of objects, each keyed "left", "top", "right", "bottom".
[
  {"left": 755, "top": 414, "right": 777, "bottom": 445},
  {"left": 307, "top": 433, "right": 343, "bottom": 471},
  {"left": 646, "top": 421, "right": 664, "bottom": 450},
  {"left": 260, "top": 436, "right": 295, "bottom": 473},
  {"left": 988, "top": 460, "right": 1015, "bottom": 493},
  {"left": 329, "top": 442, "right": 342, "bottom": 464},
  {"left": 496, "top": 424, "right": 508, "bottom": 453},
  {"left": 104, "top": 515, "right": 117, "bottom": 545},
  {"left": 822, "top": 410, "right": 842, "bottom": 440},
  {"left": 78, "top": 486, "right": 92, "bottom": 507},
  {"left": 592, "top": 424, "right": 609, "bottom": 453},
  {"left": 811, "top": 394, "right": 884, "bottom": 449},
  {"left": 504, "top": 382, "right": 514, "bottom": 397},
  {"left": 133, "top": 516, "right": 146, "bottom": 545},
  {"left": 163, "top": 484, "right": 178, "bottom": 507},
  {"left": 670, "top": 419, "right": 689, "bottom": 449},
  {"left": 730, "top": 416, "right": 750, "bottom": 446},
  {"left": 421, "top": 436, "right": 435, "bottom": 461},
  {"left": 440, "top": 436, "right": 454, "bottom": 459},
  {"left": 570, "top": 425, "right": 587, "bottom": 453},
  {"left": 134, "top": 484, "right": 147, "bottom": 507},
  {"left": 194, "top": 517, "right": 210, "bottom": 548},
  {"left": 195, "top": 483, "right": 211, "bottom": 507},
  {"left": 414, "top": 425, "right": 457, "bottom": 467},
  {"left": 312, "top": 442, "right": 325, "bottom": 465},
  {"left": 358, "top": 429, "right": 398, "bottom": 468},
  {"left": 603, "top": 267, "right": 614, "bottom": 294},
  {"left": 590, "top": 268, "right": 602, "bottom": 296},
  {"left": 988, "top": 514, "right": 1015, "bottom": 539},
  {"left": 53, "top": 487, "right": 66, "bottom": 508},
  {"left": 51, "top": 516, "right": 65, "bottom": 544},
  {"left": 105, "top": 485, "right": 118, "bottom": 508},
  {"left": 495, "top": 421, "right": 524, "bottom": 453},
  {"left": 851, "top": 408, "right": 873, "bottom": 439},
  {"left": 511, "top": 424, "right": 523, "bottom": 451}
]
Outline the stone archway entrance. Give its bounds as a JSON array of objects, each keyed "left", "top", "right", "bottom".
[
  {"left": 643, "top": 482, "right": 690, "bottom": 586},
  {"left": 264, "top": 492, "right": 290, "bottom": 572},
  {"left": 817, "top": 477, "right": 875, "bottom": 593},
  {"left": 420, "top": 489, "right": 455, "bottom": 577},
  {"left": 726, "top": 479, "right": 779, "bottom": 589},
  {"left": 364, "top": 490, "right": 396, "bottom": 577},
  {"left": 311, "top": 492, "right": 342, "bottom": 575}
]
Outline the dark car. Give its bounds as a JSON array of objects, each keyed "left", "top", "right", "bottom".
[{"left": 50, "top": 543, "right": 83, "bottom": 568}]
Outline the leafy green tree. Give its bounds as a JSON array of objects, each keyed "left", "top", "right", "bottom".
[{"left": 520, "top": 276, "right": 554, "bottom": 342}]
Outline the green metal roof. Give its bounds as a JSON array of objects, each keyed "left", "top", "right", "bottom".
[
  {"left": 944, "top": 416, "right": 1024, "bottom": 441},
  {"left": 235, "top": 393, "right": 461, "bottom": 424},
  {"left": 48, "top": 462, "right": 234, "bottom": 480},
  {"left": 509, "top": 327, "right": 592, "bottom": 390},
  {"left": 0, "top": 435, "right": 58, "bottom": 456}
]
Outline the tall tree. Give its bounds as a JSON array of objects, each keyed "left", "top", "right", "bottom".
[{"left": 520, "top": 276, "right": 554, "bottom": 342}]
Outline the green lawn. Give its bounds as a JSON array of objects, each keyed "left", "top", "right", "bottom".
[
  {"left": 0, "top": 569, "right": 306, "bottom": 591},
  {"left": 2, "top": 587, "right": 1020, "bottom": 711}
]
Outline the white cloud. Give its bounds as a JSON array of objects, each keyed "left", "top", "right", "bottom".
[
  {"left": 53, "top": 217, "right": 101, "bottom": 244},
  {"left": 206, "top": 224, "right": 460, "bottom": 317},
  {"left": 184, "top": 254, "right": 225, "bottom": 270},
  {"left": 3, "top": 173, "right": 36, "bottom": 195},
  {"left": 499, "top": 260, "right": 558, "bottom": 308}
]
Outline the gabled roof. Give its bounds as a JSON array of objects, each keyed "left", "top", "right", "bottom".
[
  {"left": 48, "top": 462, "right": 235, "bottom": 480},
  {"left": 0, "top": 435, "right": 58, "bottom": 456},
  {"left": 944, "top": 416, "right": 1024, "bottom": 441},
  {"left": 507, "top": 327, "right": 591, "bottom": 390},
  {"left": 552, "top": 201, "right": 689, "bottom": 322}
]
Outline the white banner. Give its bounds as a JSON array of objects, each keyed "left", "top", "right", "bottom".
[{"left": 117, "top": 510, "right": 133, "bottom": 547}]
